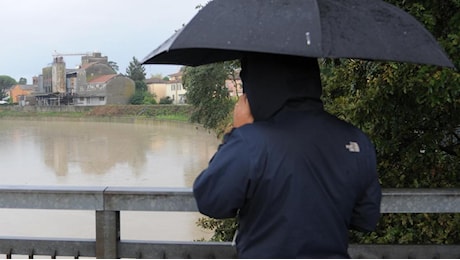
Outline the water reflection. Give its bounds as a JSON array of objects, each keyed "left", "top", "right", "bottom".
[
  {"left": 0, "top": 119, "right": 219, "bottom": 187},
  {"left": 0, "top": 118, "right": 220, "bottom": 240},
  {"left": 38, "top": 120, "right": 150, "bottom": 177}
]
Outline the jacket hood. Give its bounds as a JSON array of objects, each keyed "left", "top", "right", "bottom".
[{"left": 240, "top": 54, "right": 322, "bottom": 121}]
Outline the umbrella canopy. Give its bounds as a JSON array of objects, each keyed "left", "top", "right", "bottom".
[{"left": 142, "top": 0, "right": 454, "bottom": 68}]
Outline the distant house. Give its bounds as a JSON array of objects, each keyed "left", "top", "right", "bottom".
[
  {"left": 167, "top": 79, "right": 186, "bottom": 104},
  {"left": 145, "top": 72, "right": 186, "bottom": 104},
  {"left": 9, "top": 84, "right": 37, "bottom": 105},
  {"left": 66, "top": 61, "right": 117, "bottom": 96},
  {"left": 75, "top": 74, "right": 135, "bottom": 106},
  {"left": 145, "top": 69, "right": 242, "bottom": 105},
  {"left": 145, "top": 77, "right": 168, "bottom": 103},
  {"left": 165, "top": 72, "right": 186, "bottom": 104}
]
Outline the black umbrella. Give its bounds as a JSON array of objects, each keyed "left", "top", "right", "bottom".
[{"left": 142, "top": 0, "right": 454, "bottom": 68}]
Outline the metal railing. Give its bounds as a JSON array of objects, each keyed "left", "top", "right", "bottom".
[{"left": 1, "top": 186, "right": 460, "bottom": 258}]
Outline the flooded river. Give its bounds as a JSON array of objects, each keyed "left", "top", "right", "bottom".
[{"left": 0, "top": 118, "right": 220, "bottom": 241}]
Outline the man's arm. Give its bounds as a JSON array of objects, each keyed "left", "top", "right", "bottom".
[
  {"left": 193, "top": 94, "right": 255, "bottom": 219},
  {"left": 350, "top": 178, "right": 382, "bottom": 232},
  {"left": 350, "top": 142, "right": 382, "bottom": 232},
  {"left": 193, "top": 130, "right": 252, "bottom": 219}
]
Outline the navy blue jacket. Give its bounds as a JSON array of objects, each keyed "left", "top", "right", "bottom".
[{"left": 193, "top": 105, "right": 381, "bottom": 258}]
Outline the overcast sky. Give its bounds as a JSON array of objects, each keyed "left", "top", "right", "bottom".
[{"left": 0, "top": 0, "right": 208, "bottom": 83}]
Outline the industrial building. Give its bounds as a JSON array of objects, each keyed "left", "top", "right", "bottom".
[{"left": 33, "top": 52, "right": 135, "bottom": 106}]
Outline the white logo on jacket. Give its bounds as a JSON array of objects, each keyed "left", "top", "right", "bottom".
[{"left": 346, "top": 142, "right": 360, "bottom": 152}]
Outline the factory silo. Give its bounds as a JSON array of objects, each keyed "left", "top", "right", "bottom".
[{"left": 52, "top": 56, "right": 66, "bottom": 93}]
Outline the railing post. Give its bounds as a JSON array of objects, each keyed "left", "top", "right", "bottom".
[{"left": 96, "top": 210, "right": 120, "bottom": 259}]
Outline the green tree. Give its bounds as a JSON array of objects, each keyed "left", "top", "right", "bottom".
[
  {"left": 126, "top": 57, "right": 150, "bottom": 102},
  {"left": 143, "top": 92, "right": 157, "bottom": 105},
  {"left": 126, "top": 57, "right": 146, "bottom": 81},
  {"left": 321, "top": 0, "right": 460, "bottom": 244},
  {"left": 129, "top": 90, "right": 157, "bottom": 105},
  {"left": 135, "top": 80, "right": 148, "bottom": 92},
  {"left": 159, "top": 96, "right": 173, "bottom": 104},
  {"left": 0, "top": 75, "right": 17, "bottom": 99},
  {"left": 0, "top": 75, "right": 17, "bottom": 89},
  {"left": 108, "top": 61, "right": 119, "bottom": 73},
  {"left": 129, "top": 91, "right": 144, "bottom": 105},
  {"left": 183, "top": 60, "right": 239, "bottom": 133},
  {"left": 18, "top": 77, "right": 27, "bottom": 85},
  {"left": 184, "top": 60, "right": 240, "bottom": 241}
]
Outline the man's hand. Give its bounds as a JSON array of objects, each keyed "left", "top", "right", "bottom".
[{"left": 233, "top": 94, "right": 254, "bottom": 128}]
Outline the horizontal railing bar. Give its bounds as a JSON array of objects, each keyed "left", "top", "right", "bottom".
[
  {"left": 104, "top": 187, "right": 197, "bottom": 211},
  {"left": 381, "top": 188, "right": 460, "bottom": 213},
  {"left": 383, "top": 188, "right": 460, "bottom": 196},
  {"left": 0, "top": 185, "right": 105, "bottom": 210},
  {"left": 1, "top": 186, "right": 460, "bottom": 213}
]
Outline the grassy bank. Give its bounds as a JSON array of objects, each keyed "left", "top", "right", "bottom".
[
  {"left": 0, "top": 105, "right": 193, "bottom": 122},
  {"left": 0, "top": 109, "right": 86, "bottom": 118}
]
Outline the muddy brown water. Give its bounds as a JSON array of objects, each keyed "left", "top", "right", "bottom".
[{"left": 0, "top": 118, "right": 220, "bottom": 241}]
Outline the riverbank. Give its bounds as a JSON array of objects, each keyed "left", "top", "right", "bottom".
[{"left": 0, "top": 105, "right": 194, "bottom": 123}]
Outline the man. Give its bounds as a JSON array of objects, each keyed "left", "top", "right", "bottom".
[{"left": 193, "top": 53, "right": 381, "bottom": 258}]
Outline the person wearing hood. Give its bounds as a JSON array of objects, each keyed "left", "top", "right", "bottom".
[{"left": 193, "top": 53, "right": 381, "bottom": 258}]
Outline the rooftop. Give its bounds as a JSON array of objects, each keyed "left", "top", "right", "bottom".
[{"left": 88, "top": 74, "right": 117, "bottom": 84}]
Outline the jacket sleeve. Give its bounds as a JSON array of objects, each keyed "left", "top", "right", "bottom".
[
  {"left": 350, "top": 141, "right": 382, "bottom": 232},
  {"left": 193, "top": 129, "right": 252, "bottom": 219},
  {"left": 350, "top": 177, "right": 382, "bottom": 232}
]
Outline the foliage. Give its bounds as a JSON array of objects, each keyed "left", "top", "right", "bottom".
[
  {"left": 321, "top": 0, "right": 460, "bottom": 244},
  {"left": 159, "top": 96, "right": 173, "bottom": 104},
  {"left": 126, "top": 57, "right": 146, "bottom": 81},
  {"left": 129, "top": 79, "right": 149, "bottom": 104},
  {"left": 187, "top": 60, "right": 240, "bottom": 238},
  {"left": 0, "top": 75, "right": 16, "bottom": 99},
  {"left": 0, "top": 105, "right": 192, "bottom": 121},
  {"left": 0, "top": 109, "right": 85, "bottom": 118},
  {"left": 155, "top": 113, "right": 189, "bottom": 121},
  {"left": 182, "top": 61, "right": 238, "bottom": 133},
  {"left": 351, "top": 213, "right": 460, "bottom": 245},
  {"left": 196, "top": 217, "right": 238, "bottom": 242},
  {"left": 129, "top": 90, "right": 156, "bottom": 105},
  {"left": 108, "top": 61, "right": 119, "bottom": 72},
  {"left": 0, "top": 75, "right": 16, "bottom": 88},
  {"left": 18, "top": 77, "right": 27, "bottom": 85},
  {"left": 134, "top": 80, "right": 148, "bottom": 92},
  {"left": 129, "top": 91, "right": 144, "bottom": 105},
  {"left": 323, "top": 60, "right": 460, "bottom": 188},
  {"left": 142, "top": 92, "right": 157, "bottom": 105},
  {"left": 86, "top": 104, "right": 192, "bottom": 118}
]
